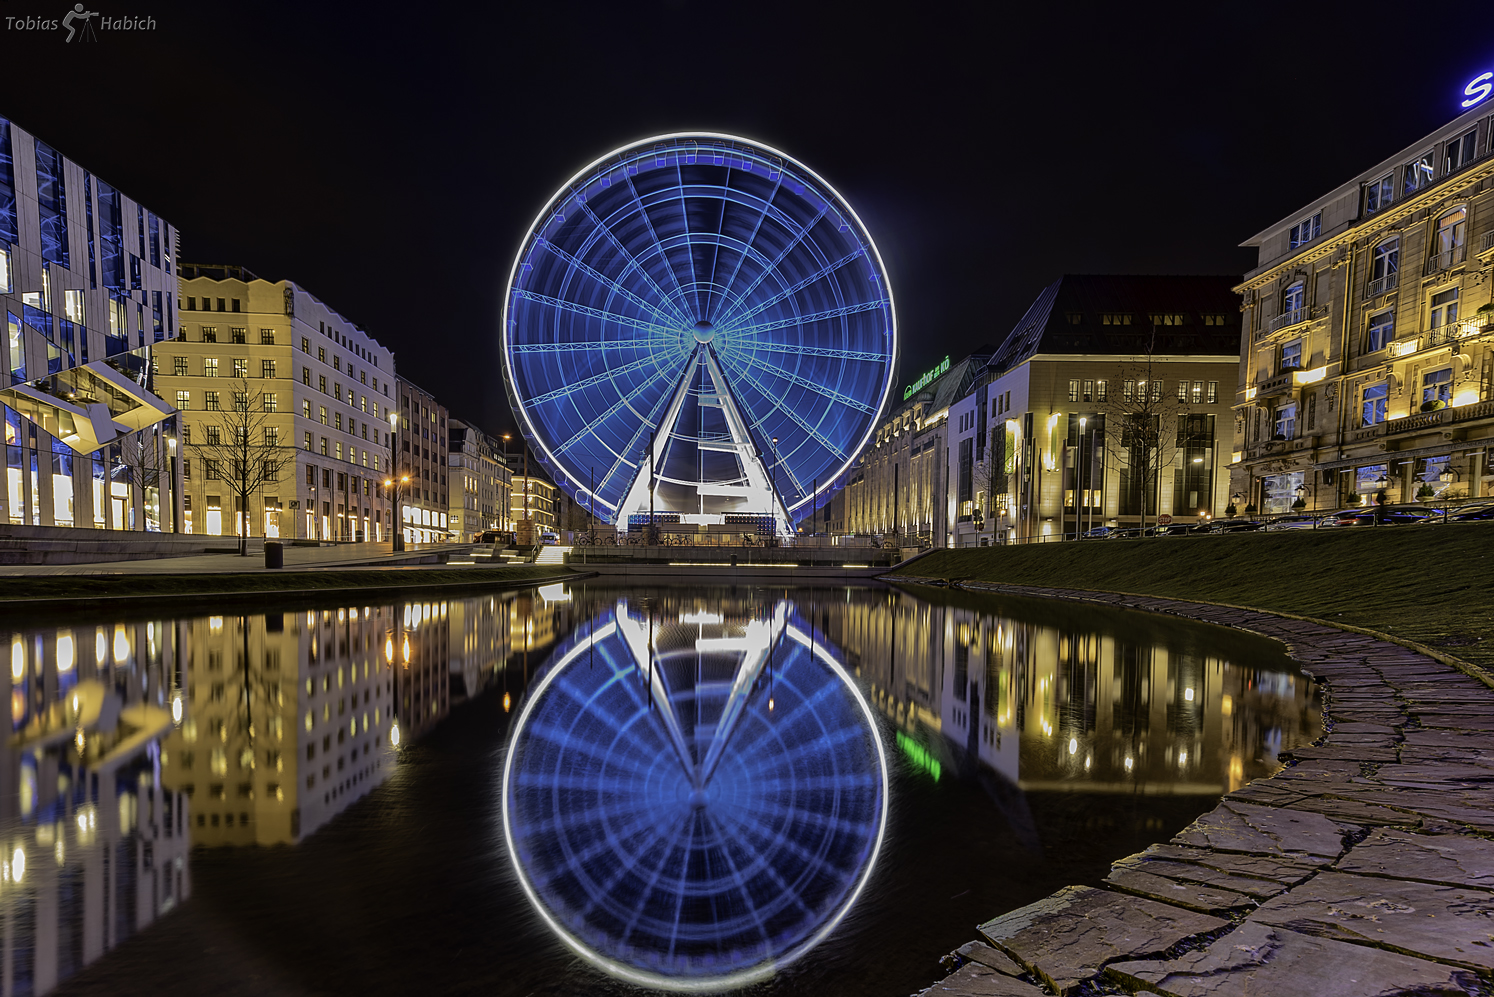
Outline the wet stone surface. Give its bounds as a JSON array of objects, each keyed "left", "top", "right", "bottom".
[{"left": 916, "top": 580, "right": 1494, "bottom": 997}]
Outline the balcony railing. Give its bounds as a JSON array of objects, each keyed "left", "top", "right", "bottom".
[
  {"left": 1267, "top": 308, "right": 1309, "bottom": 333},
  {"left": 1384, "top": 397, "right": 1494, "bottom": 437},
  {"left": 1366, "top": 272, "right": 1398, "bottom": 298},
  {"left": 1424, "top": 243, "right": 1469, "bottom": 275},
  {"left": 1483, "top": 230, "right": 1494, "bottom": 254}
]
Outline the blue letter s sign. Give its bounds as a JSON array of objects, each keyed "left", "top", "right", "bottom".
[{"left": 1464, "top": 72, "right": 1494, "bottom": 108}]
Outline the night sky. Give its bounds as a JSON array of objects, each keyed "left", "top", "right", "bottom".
[{"left": 9, "top": 1, "right": 1494, "bottom": 437}]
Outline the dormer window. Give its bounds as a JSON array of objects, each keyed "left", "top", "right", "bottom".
[
  {"left": 1404, "top": 151, "right": 1435, "bottom": 195},
  {"left": 1364, "top": 173, "right": 1393, "bottom": 214},
  {"left": 1288, "top": 213, "right": 1320, "bottom": 249},
  {"left": 1445, "top": 128, "right": 1478, "bottom": 174}
]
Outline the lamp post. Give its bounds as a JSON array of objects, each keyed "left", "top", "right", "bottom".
[
  {"left": 387, "top": 410, "right": 404, "bottom": 551},
  {"left": 770, "top": 436, "right": 779, "bottom": 541},
  {"left": 166, "top": 434, "right": 178, "bottom": 533},
  {"left": 1078, "top": 416, "right": 1086, "bottom": 539}
]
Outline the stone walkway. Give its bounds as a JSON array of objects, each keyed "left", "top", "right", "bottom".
[
  {"left": 0, "top": 541, "right": 474, "bottom": 575},
  {"left": 903, "top": 580, "right": 1494, "bottom": 997}
]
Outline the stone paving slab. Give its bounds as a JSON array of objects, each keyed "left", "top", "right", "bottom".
[
  {"left": 905, "top": 579, "right": 1494, "bottom": 997},
  {"left": 1107, "top": 921, "right": 1480, "bottom": 997},
  {"left": 1250, "top": 870, "right": 1494, "bottom": 970},
  {"left": 955, "top": 941, "right": 1026, "bottom": 977},
  {"left": 916, "top": 963, "right": 1047, "bottom": 996},
  {"left": 977, "top": 885, "right": 1228, "bottom": 995}
]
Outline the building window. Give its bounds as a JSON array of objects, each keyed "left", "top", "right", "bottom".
[
  {"left": 318, "top": 348, "right": 326, "bottom": 364},
  {"left": 173, "top": 356, "right": 188, "bottom": 376},
  {"left": 1081, "top": 379, "right": 1094, "bottom": 402},
  {"left": 1176, "top": 380, "right": 1187, "bottom": 401},
  {"left": 302, "top": 367, "right": 311, "bottom": 385},
  {"left": 1201, "top": 314, "right": 1227, "bottom": 326},
  {"left": 319, "top": 406, "right": 328, "bottom": 426},
  {"left": 1149, "top": 313, "right": 1187, "bottom": 326},
  {"left": 262, "top": 359, "right": 276, "bottom": 379},
  {"left": 1101, "top": 313, "right": 1132, "bottom": 326},
  {"left": 1429, "top": 286, "right": 1460, "bottom": 330},
  {"left": 1068, "top": 379, "right": 1079, "bottom": 403},
  {"left": 1095, "top": 381, "right": 1107, "bottom": 402},
  {"left": 1281, "top": 339, "right": 1303, "bottom": 370},
  {"left": 205, "top": 426, "right": 221, "bottom": 446},
  {"left": 1422, "top": 367, "right": 1453, "bottom": 405},
  {"left": 320, "top": 438, "right": 328, "bottom": 456},
  {"left": 1430, "top": 208, "right": 1467, "bottom": 271},
  {"left": 1123, "top": 379, "right": 1135, "bottom": 401},
  {"left": 301, "top": 337, "right": 310, "bottom": 353},
  {"left": 302, "top": 399, "right": 311, "bottom": 418},
  {"left": 1404, "top": 150, "right": 1435, "bottom": 195},
  {"left": 205, "top": 391, "right": 220, "bottom": 411},
  {"left": 1368, "top": 238, "right": 1399, "bottom": 295},
  {"left": 205, "top": 459, "right": 220, "bottom": 480},
  {"left": 204, "top": 358, "right": 218, "bottom": 377},
  {"left": 1362, "top": 382, "right": 1388, "bottom": 425},
  {"left": 304, "top": 432, "right": 313, "bottom": 451},
  {"left": 234, "top": 391, "right": 249, "bottom": 412},
  {"left": 319, "top": 376, "right": 327, "bottom": 394},
  {"left": 1206, "top": 381, "right": 1218, "bottom": 404},
  {"left": 232, "top": 358, "right": 248, "bottom": 378},
  {"left": 1274, "top": 403, "right": 1297, "bottom": 439},
  {"left": 1282, "top": 280, "right": 1306, "bottom": 323},
  {"left": 1445, "top": 128, "right": 1478, "bottom": 174},
  {"left": 265, "top": 426, "right": 279, "bottom": 447},
  {"left": 186, "top": 297, "right": 196, "bottom": 311},
  {"left": 1367, "top": 311, "right": 1395, "bottom": 352},
  {"left": 1288, "top": 213, "right": 1321, "bottom": 249},
  {"left": 202, "top": 326, "right": 217, "bottom": 343},
  {"left": 335, "top": 412, "right": 343, "bottom": 432},
  {"left": 230, "top": 328, "right": 246, "bottom": 345},
  {"left": 261, "top": 329, "right": 275, "bottom": 345},
  {"left": 176, "top": 390, "right": 190, "bottom": 410},
  {"left": 1191, "top": 380, "right": 1203, "bottom": 404},
  {"left": 1364, "top": 172, "right": 1393, "bottom": 214},
  {"left": 263, "top": 392, "right": 277, "bottom": 412}
]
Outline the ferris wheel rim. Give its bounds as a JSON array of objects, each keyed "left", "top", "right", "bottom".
[{"left": 500, "top": 131, "right": 898, "bottom": 521}]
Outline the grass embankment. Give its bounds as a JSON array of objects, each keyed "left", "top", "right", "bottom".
[
  {"left": 890, "top": 523, "right": 1494, "bottom": 674},
  {"left": 0, "top": 564, "right": 575, "bottom": 607}
]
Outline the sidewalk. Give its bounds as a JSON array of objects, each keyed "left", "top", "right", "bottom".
[
  {"left": 0, "top": 541, "right": 475, "bottom": 576},
  {"left": 908, "top": 579, "right": 1492, "bottom": 997}
]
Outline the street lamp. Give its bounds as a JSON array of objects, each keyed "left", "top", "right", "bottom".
[
  {"left": 166, "top": 435, "right": 178, "bottom": 533},
  {"left": 388, "top": 410, "right": 403, "bottom": 551},
  {"left": 770, "top": 436, "right": 779, "bottom": 540}
]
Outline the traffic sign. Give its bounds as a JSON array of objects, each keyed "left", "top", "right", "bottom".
[{"left": 1157, "top": 514, "right": 1173, "bottom": 525}]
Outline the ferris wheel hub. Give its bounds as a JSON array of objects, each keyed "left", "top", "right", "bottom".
[{"left": 691, "top": 320, "right": 716, "bottom": 344}]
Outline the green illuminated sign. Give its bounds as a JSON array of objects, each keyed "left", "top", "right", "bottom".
[
  {"left": 903, "top": 356, "right": 950, "bottom": 401},
  {"left": 896, "top": 731, "right": 942, "bottom": 781}
]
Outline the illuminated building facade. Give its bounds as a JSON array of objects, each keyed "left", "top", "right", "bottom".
[
  {"left": 946, "top": 276, "right": 1239, "bottom": 544},
  {"left": 395, "top": 379, "right": 449, "bottom": 542},
  {"left": 159, "top": 266, "right": 395, "bottom": 539},
  {"left": 1234, "top": 97, "right": 1494, "bottom": 511},
  {"left": 510, "top": 472, "right": 556, "bottom": 535},
  {"left": 0, "top": 116, "right": 179, "bottom": 533},
  {"left": 447, "top": 418, "right": 510, "bottom": 539}
]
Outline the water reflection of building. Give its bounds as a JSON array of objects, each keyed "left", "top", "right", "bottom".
[
  {"left": 1, "top": 619, "right": 189, "bottom": 994},
  {"left": 161, "top": 608, "right": 397, "bottom": 845},
  {"left": 830, "top": 590, "right": 1319, "bottom": 795}
]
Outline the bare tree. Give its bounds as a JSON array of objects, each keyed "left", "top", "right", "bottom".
[
  {"left": 119, "top": 425, "right": 169, "bottom": 531},
  {"left": 1098, "top": 333, "right": 1191, "bottom": 533},
  {"left": 186, "top": 378, "right": 289, "bottom": 554}
]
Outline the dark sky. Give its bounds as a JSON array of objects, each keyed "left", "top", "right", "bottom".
[{"left": 10, "top": 1, "right": 1494, "bottom": 437}]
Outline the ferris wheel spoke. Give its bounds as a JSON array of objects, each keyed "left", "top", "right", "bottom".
[
  {"left": 705, "top": 172, "right": 783, "bottom": 325},
  {"left": 730, "top": 352, "right": 875, "bottom": 416},
  {"left": 719, "top": 356, "right": 848, "bottom": 463},
  {"left": 622, "top": 170, "right": 698, "bottom": 322},
  {"left": 720, "top": 341, "right": 888, "bottom": 365},
  {"left": 718, "top": 299, "right": 886, "bottom": 340},
  {"left": 709, "top": 202, "right": 835, "bottom": 328},
  {"left": 524, "top": 353, "right": 677, "bottom": 409},
  {"left": 535, "top": 237, "right": 688, "bottom": 327},
  {"left": 552, "top": 362, "right": 680, "bottom": 459},
  {"left": 595, "top": 358, "right": 693, "bottom": 499},
  {"left": 510, "top": 288, "right": 683, "bottom": 339},
  {"left": 673, "top": 160, "right": 706, "bottom": 320},
  {"left": 573, "top": 198, "right": 695, "bottom": 326}
]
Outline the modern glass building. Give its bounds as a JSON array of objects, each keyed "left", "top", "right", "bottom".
[{"left": 0, "top": 116, "right": 178, "bottom": 533}]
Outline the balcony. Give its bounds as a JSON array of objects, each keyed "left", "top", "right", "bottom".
[
  {"left": 1424, "top": 243, "right": 1469, "bottom": 276},
  {"left": 1365, "top": 272, "right": 1398, "bottom": 298},
  {"left": 1267, "top": 308, "right": 1310, "bottom": 333},
  {"left": 1384, "top": 398, "right": 1494, "bottom": 439},
  {"left": 1254, "top": 365, "right": 1326, "bottom": 399},
  {"left": 1484, "top": 231, "right": 1494, "bottom": 255}
]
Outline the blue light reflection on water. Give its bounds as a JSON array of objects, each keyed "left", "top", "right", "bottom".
[{"left": 503, "top": 597, "right": 887, "bottom": 990}]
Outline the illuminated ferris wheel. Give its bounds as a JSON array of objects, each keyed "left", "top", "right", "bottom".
[{"left": 501, "top": 133, "right": 897, "bottom": 533}]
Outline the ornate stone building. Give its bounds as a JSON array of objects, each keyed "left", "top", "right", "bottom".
[{"left": 1234, "top": 99, "right": 1494, "bottom": 512}]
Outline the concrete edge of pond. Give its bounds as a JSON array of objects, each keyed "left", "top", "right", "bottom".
[
  {"left": 891, "top": 575, "right": 1494, "bottom": 997},
  {"left": 0, "top": 569, "right": 595, "bottom": 611}
]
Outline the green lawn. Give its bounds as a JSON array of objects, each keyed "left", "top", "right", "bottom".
[
  {"left": 890, "top": 522, "right": 1494, "bottom": 673},
  {"left": 0, "top": 564, "right": 575, "bottom": 606}
]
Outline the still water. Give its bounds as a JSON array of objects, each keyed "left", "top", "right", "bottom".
[{"left": 0, "top": 582, "right": 1319, "bottom": 997}]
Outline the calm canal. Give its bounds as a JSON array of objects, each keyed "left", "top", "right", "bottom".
[{"left": 0, "top": 581, "right": 1319, "bottom": 996}]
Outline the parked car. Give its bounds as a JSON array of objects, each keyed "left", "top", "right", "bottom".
[
  {"left": 1259, "top": 515, "right": 1321, "bottom": 532},
  {"left": 1079, "top": 526, "right": 1119, "bottom": 539},
  {"left": 1336, "top": 509, "right": 1430, "bottom": 527},
  {"left": 1450, "top": 505, "right": 1494, "bottom": 522},
  {"left": 1192, "top": 519, "right": 1263, "bottom": 534},
  {"left": 541, "top": 531, "right": 560, "bottom": 545}
]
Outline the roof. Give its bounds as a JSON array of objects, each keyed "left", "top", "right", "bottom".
[{"left": 989, "top": 275, "right": 1242, "bottom": 373}]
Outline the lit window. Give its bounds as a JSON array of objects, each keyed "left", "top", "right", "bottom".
[
  {"left": 304, "top": 432, "right": 313, "bottom": 451},
  {"left": 1404, "top": 150, "right": 1435, "bottom": 195},
  {"left": 234, "top": 392, "right": 248, "bottom": 412},
  {"left": 319, "top": 406, "right": 328, "bottom": 426},
  {"left": 1095, "top": 380, "right": 1107, "bottom": 402},
  {"left": 232, "top": 358, "right": 248, "bottom": 378},
  {"left": 1282, "top": 281, "right": 1305, "bottom": 322},
  {"left": 1363, "top": 172, "right": 1393, "bottom": 214},
  {"left": 1422, "top": 367, "right": 1452, "bottom": 405},
  {"left": 1191, "top": 380, "right": 1203, "bottom": 404},
  {"left": 320, "top": 437, "right": 328, "bottom": 456},
  {"left": 202, "top": 326, "right": 217, "bottom": 343},
  {"left": 230, "top": 328, "right": 246, "bottom": 345},
  {"left": 1206, "top": 381, "right": 1217, "bottom": 404},
  {"left": 302, "top": 399, "right": 311, "bottom": 418},
  {"left": 1101, "top": 313, "right": 1132, "bottom": 326},
  {"left": 1201, "top": 313, "right": 1227, "bottom": 326},
  {"left": 1123, "top": 379, "right": 1135, "bottom": 401},
  {"left": 1366, "top": 311, "right": 1395, "bottom": 352},
  {"left": 1082, "top": 379, "right": 1093, "bottom": 402},
  {"left": 265, "top": 426, "right": 279, "bottom": 447},
  {"left": 205, "top": 391, "right": 220, "bottom": 411},
  {"left": 1149, "top": 313, "right": 1187, "bottom": 326},
  {"left": 301, "top": 337, "right": 310, "bottom": 353},
  {"left": 1444, "top": 128, "right": 1478, "bottom": 175},
  {"left": 1431, "top": 209, "right": 1467, "bottom": 270},
  {"left": 261, "top": 329, "right": 275, "bottom": 345},
  {"left": 1176, "top": 380, "right": 1188, "bottom": 401},
  {"left": 1361, "top": 382, "right": 1387, "bottom": 425},
  {"left": 1068, "top": 379, "right": 1079, "bottom": 403},
  {"left": 174, "top": 356, "right": 188, "bottom": 376},
  {"left": 262, "top": 392, "right": 277, "bottom": 412},
  {"left": 1274, "top": 403, "right": 1297, "bottom": 439},
  {"left": 319, "top": 376, "right": 327, "bottom": 393},
  {"left": 175, "top": 390, "right": 190, "bottom": 410},
  {"left": 203, "top": 358, "right": 218, "bottom": 377},
  {"left": 302, "top": 367, "right": 311, "bottom": 385},
  {"left": 1281, "top": 340, "right": 1303, "bottom": 370},
  {"left": 1288, "top": 213, "right": 1320, "bottom": 249},
  {"left": 261, "top": 359, "right": 276, "bottom": 379},
  {"left": 1429, "top": 286, "right": 1459, "bottom": 329}
]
